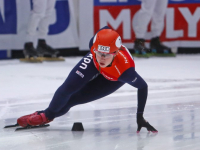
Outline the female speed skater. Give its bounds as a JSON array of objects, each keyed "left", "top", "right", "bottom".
[{"left": 17, "top": 26, "right": 158, "bottom": 133}]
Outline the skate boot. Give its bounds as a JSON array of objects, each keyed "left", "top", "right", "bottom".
[
  {"left": 17, "top": 112, "right": 38, "bottom": 127},
  {"left": 150, "top": 37, "right": 175, "bottom": 56},
  {"left": 27, "top": 111, "right": 53, "bottom": 126},
  {"left": 37, "top": 39, "right": 59, "bottom": 58},
  {"left": 133, "top": 39, "right": 151, "bottom": 58},
  {"left": 23, "top": 42, "right": 38, "bottom": 58},
  {"left": 20, "top": 42, "right": 43, "bottom": 62}
]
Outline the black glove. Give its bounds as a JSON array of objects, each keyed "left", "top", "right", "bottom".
[{"left": 136, "top": 113, "right": 158, "bottom": 133}]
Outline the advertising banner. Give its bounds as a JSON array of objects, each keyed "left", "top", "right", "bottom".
[
  {"left": 79, "top": 0, "right": 200, "bottom": 50},
  {"left": 0, "top": 0, "right": 78, "bottom": 50}
]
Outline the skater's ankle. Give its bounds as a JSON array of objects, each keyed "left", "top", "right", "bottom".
[
  {"left": 135, "top": 38, "right": 145, "bottom": 42},
  {"left": 25, "top": 42, "right": 33, "bottom": 46},
  {"left": 151, "top": 36, "right": 160, "bottom": 41},
  {"left": 38, "top": 39, "right": 46, "bottom": 45},
  {"left": 36, "top": 111, "right": 51, "bottom": 120},
  {"left": 44, "top": 108, "right": 55, "bottom": 120}
]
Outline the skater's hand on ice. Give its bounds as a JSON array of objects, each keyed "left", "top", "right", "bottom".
[{"left": 136, "top": 113, "right": 158, "bottom": 133}]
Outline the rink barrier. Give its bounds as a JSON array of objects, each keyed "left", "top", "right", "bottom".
[{"left": 0, "top": 50, "right": 11, "bottom": 59}]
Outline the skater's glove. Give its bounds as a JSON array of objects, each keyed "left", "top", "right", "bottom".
[{"left": 136, "top": 113, "right": 158, "bottom": 133}]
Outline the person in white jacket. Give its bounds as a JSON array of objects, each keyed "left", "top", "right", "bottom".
[
  {"left": 133, "top": 0, "right": 173, "bottom": 56},
  {"left": 23, "top": 0, "right": 58, "bottom": 58}
]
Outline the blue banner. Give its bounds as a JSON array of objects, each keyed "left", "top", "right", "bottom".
[{"left": 94, "top": 0, "right": 200, "bottom": 6}]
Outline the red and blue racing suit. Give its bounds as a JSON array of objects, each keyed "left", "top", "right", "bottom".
[{"left": 44, "top": 27, "right": 148, "bottom": 120}]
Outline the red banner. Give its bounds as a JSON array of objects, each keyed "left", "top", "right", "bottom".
[{"left": 94, "top": 3, "right": 200, "bottom": 44}]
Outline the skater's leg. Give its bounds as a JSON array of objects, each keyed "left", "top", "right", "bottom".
[
  {"left": 23, "top": 0, "right": 48, "bottom": 58},
  {"left": 133, "top": 0, "right": 157, "bottom": 39},
  {"left": 19, "top": 52, "right": 98, "bottom": 127},
  {"left": 150, "top": 0, "right": 172, "bottom": 54},
  {"left": 35, "top": 0, "right": 57, "bottom": 57},
  {"left": 45, "top": 75, "right": 124, "bottom": 118},
  {"left": 44, "top": 52, "right": 98, "bottom": 119},
  {"left": 38, "top": 0, "right": 56, "bottom": 39},
  {"left": 151, "top": 0, "right": 168, "bottom": 38},
  {"left": 26, "top": 0, "right": 47, "bottom": 42},
  {"left": 133, "top": 0, "right": 157, "bottom": 54}
]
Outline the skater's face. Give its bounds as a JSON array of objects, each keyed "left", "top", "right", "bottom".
[{"left": 95, "top": 50, "right": 118, "bottom": 68}]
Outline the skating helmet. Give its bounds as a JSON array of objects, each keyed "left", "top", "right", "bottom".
[{"left": 93, "top": 29, "right": 122, "bottom": 55}]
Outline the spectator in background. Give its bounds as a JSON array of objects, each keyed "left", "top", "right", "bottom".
[
  {"left": 133, "top": 0, "right": 174, "bottom": 56},
  {"left": 23, "top": 0, "right": 58, "bottom": 58}
]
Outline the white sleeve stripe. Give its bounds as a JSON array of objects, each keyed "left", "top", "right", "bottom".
[{"left": 122, "top": 45, "right": 134, "bottom": 61}]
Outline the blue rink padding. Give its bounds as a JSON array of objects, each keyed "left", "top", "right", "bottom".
[
  {"left": 94, "top": 0, "right": 200, "bottom": 6},
  {"left": 0, "top": 50, "right": 9, "bottom": 59}
]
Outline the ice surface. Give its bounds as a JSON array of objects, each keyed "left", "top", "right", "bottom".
[{"left": 0, "top": 54, "right": 200, "bottom": 150}]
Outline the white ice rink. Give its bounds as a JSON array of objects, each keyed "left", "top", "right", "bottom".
[{"left": 0, "top": 54, "right": 200, "bottom": 150}]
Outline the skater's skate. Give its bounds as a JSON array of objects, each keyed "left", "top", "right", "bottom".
[
  {"left": 23, "top": 42, "right": 38, "bottom": 58},
  {"left": 17, "top": 112, "right": 38, "bottom": 127},
  {"left": 37, "top": 39, "right": 64, "bottom": 61},
  {"left": 133, "top": 39, "right": 151, "bottom": 58},
  {"left": 4, "top": 111, "right": 51, "bottom": 130},
  {"left": 37, "top": 39, "right": 59, "bottom": 57},
  {"left": 150, "top": 37, "right": 175, "bottom": 57},
  {"left": 20, "top": 42, "right": 43, "bottom": 62},
  {"left": 27, "top": 111, "right": 53, "bottom": 126}
]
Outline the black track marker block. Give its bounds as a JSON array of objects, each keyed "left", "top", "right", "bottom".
[{"left": 71, "top": 122, "right": 84, "bottom": 131}]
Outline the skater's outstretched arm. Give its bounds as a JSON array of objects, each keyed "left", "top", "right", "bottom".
[{"left": 118, "top": 68, "right": 158, "bottom": 133}]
